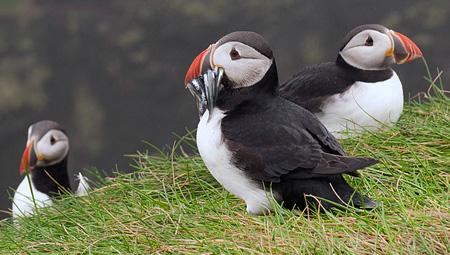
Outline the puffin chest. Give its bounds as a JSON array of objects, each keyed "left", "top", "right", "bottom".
[
  {"left": 318, "top": 72, "right": 404, "bottom": 134},
  {"left": 196, "top": 109, "right": 269, "bottom": 203},
  {"left": 12, "top": 176, "right": 53, "bottom": 218}
]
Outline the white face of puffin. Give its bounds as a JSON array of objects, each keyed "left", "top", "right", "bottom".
[
  {"left": 340, "top": 29, "right": 393, "bottom": 70},
  {"left": 212, "top": 41, "right": 272, "bottom": 88},
  {"left": 34, "top": 129, "right": 69, "bottom": 167},
  {"left": 184, "top": 31, "right": 275, "bottom": 116}
]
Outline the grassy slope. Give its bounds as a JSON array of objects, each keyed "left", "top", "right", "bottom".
[{"left": 0, "top": 95, "right": 448, "bottom": 254}]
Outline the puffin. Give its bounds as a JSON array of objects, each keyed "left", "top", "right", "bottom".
[
  {"left": 12, "top": 120, "right": 90, "bottom": 218},
  {"left": 184, "top": 31, "right": 378, "bottom": 215},
  {"left": 280, "top": 24, "right": 423, "bottom": 138}
]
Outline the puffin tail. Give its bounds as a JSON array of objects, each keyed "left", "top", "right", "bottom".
[
  {"left": 320, "top": 175, "right": 378, "bottom": 209},
  {"left": 281, "top": 175, "right": 378, "bottom": 210},
  {"left": 75, "top": 172, "right": 90, "bottom": 196}
]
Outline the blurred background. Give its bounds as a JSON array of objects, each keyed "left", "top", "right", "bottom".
[{"left": 0, "top": 0, "right": 448, "bottom": 218}]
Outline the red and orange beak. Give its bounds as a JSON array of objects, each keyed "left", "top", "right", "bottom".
[
  {"left": 390, "top": 30, "right": 423, "bottom": 64},
  {"left": 184, "top": 44, "right": 215, "bottom": 86},
  {"left": 184, "top": 43, "right": 224, "bottom": 118},
  {"left": 19, "top": 141, "right": 33, "bottom": 175},
  {"left": 19, "top": 139, "right": 41, "bottom": 175}
]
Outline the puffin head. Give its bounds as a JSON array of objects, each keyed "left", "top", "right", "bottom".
[
  {"left": 184, "top": 31, "right": 275, "bottom": 114},
  {"left": 20, "top": 120, "right": 69, "bottom": 174},
  {"left": 338, "top": 24, "right": 423, "bottom": 70}
]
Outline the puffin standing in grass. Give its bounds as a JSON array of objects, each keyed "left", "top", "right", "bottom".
[
  {"left": 12, "top": 120, "right": 90, "bottom": 218},
  {"left": 184, "top": 31, "right": 378, "bottom": 215},
  {"left": 280, "top": 24, "right": 423, "bottom": 138}
]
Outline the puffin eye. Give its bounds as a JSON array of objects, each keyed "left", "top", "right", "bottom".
[
  {"left": 50, "top": 136, "right": 56, "bottom": 145},
  {"left": 365, "top": 36, "right": 373, "bottom": 46},
  {"left": 230, "top": 48, "right": 241, "bottom": 60}
]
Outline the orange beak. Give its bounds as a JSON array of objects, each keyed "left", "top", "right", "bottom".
[
  {"left": 19, "top": 142, "right": 33, "bottom": 175},
  {"left": 391, "top": 31, "right": 423, "bottom": 64},
  {"left": 184, "top": 44, "right": 214, "bottom": 86}
]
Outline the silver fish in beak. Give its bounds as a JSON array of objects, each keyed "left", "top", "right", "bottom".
[
  {"left": 186, "top": 67, "right": 224, "bottom": 120},
  {"left": 203, "top": 67, "right": 224, "bottom": 120}
]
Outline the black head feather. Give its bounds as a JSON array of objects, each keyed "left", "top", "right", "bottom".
[
  {"left": 339, "top": 24, "right": 389, "bottom": 51},
  {"left": 216, "top": 31, "right": 273, "bottom": 59},
  {"left": 29, "top": 120, "right": 66, "bottom": 141}
]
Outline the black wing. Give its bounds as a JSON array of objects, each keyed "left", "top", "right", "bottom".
[
  {"left": 221, "top": 98, "right": 377, "bottom": 183},
  {"left": 279, "top": 62, "right": 354, "bottom": 112}
]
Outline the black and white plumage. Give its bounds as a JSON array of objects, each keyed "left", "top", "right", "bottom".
[
  {"left": 280, "top": 24, "right": 423, "bottom": 138},
  {"left": 185, "top": 31, "right": 378, "bottom": 215},
  {"left": 12, "top": 120, "right": 90, "bottom": 218}
]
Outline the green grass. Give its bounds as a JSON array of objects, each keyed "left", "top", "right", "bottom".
[{"left": 0, "top": 94, "right": 449, "bottom": 254}]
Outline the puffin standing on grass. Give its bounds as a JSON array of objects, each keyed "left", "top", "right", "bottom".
[
  {"left": 12, "top": 120, "right": 90, "bottom": 218},
  {"left": 184, "top": 31, "right": 378, "bottom": 215},
  {"left": 280, "top": 24, "right": 423, "bottom": 138}
]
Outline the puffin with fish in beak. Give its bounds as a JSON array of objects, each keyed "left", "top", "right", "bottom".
[{"left": 184, "top": 31, "right": 379, "bottom": 215}]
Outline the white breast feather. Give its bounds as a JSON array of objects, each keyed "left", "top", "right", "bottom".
[
  {"left": 12, "top": 176, "right": 53, "bottom": 218},
  {"left": 196, "top": 109, "right": 275, "bottom": 215},
  {"left": 317, "top": 71, "right": 403, "bottom": 138}
]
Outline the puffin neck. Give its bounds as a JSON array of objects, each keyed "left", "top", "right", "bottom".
[
  {"left": 31, "top": 157, "right": 72, "bottom": 197},
  {"left": 216, "top": 61, "right": 279, "bottom": 112},
  {"left": 336, "top": 55, "right": 394, "bottom": 83}
]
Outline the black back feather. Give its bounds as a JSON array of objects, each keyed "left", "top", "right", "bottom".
[{"left": 279, "top": 57, "right": 393, "bottom": 113}]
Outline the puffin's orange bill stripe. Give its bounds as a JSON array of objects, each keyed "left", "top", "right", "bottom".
[
  {"left": 19, "top": 142, "right": 32, "bottom": 175},
  {"left": 184, "top": 45, "right": 213, "bottom": 86},
  {"left": 394, "top": 31, "right": 423, "bottom": 62}
]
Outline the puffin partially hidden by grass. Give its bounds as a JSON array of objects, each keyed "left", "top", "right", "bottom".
[
  {"left": 280, "top": 24, "right": 423, "bottom": 138},
  {"left": 12, "top": 120, "right": 90, "bottom": 218},
  {"left": 184, "top": 31, "right": 378, "bottom": 215}
]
